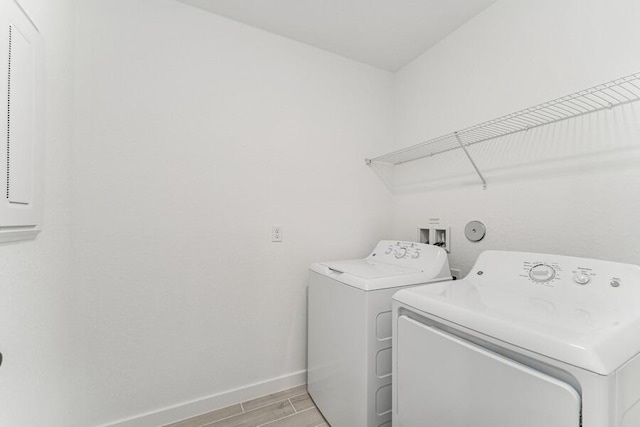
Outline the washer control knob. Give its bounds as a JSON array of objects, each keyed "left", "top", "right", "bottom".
[
  {"left": 411, "top": 251, "right": 420, "bottom": 259},
  {"left": 611, "top": 279, "right": 621, "bottom": 288},
  {"left": 394, "top": 248, "right": 407, "bottom": 259},
  {"left": 529, "top": 264, "right": 556, "bottom": 283},
  {"left": 573, "top": 273, "right": 590, "bottom": 285}
]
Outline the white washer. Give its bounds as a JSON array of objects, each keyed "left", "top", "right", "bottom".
[
  {"left": 392, "top": 250, "right": 640, "bottom": 427},
  {"left": 308, "top": 240, "right": 451, "bottom": 427}
]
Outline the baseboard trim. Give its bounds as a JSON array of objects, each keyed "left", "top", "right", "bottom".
[{"left": 102, "top": 370, "right": 307, "bottom": 427}]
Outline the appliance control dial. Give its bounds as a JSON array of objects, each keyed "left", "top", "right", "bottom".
[
  {"left": 573, "top": 273, "right": 591, "bottom": 285},
  {"left": 411, "top": 251, "right": 420, "bottom": 259},
  {"left": 529, "top": 264, "right": 556, "bottom": 283},
  {"left": 394, "top": 248, "right": 407, "bottom": 259}
]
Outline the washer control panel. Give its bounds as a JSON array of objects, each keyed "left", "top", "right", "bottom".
[
  {"left": 366, "top": 240, "right": 448, "bottom": 271},
  {"left": 383, "top": 241, "right": 422, "bottom": 260}
]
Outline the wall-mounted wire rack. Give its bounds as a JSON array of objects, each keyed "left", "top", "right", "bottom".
[{"left": 366, "top": 72, "right": 640, "bottom": 189}]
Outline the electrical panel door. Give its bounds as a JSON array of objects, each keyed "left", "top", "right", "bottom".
[{"left": 0, "top": 0, "right": 44, "bottom": 243}]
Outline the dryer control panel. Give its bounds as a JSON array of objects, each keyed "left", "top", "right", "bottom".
[
  {"left": 468, "top": 250, "right": 639, "bottom": 295},
  {"left": 521, "top": 258, "right": 627, "bottom": 290}
]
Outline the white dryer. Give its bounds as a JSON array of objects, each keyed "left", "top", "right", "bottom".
[
  {"left": 392, "top": 250, "right": 640, "bottom": 427},
  {"left": 308, "top": 240, "right": 451, "bottom": 427}
]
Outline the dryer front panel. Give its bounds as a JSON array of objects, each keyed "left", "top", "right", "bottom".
[{"left": 396, "top": 316, "right": 581, "bottom": 427}]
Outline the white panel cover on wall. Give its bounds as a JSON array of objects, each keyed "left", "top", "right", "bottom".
[{"left": 0, "top": 0, "right": 44, "bottom": 243}]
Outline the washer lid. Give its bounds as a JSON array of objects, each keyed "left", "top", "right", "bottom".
[
  {"left": 311, "top": 260, "right": 445, "bottom": 291},
  {"left": 321, "top": 259, "right": 419, "bottom": 279},
  {"left": 309, "top": 240, "right": 451, "bottom": 291},
  {"left": 393, "top": 250, "right": 640, "bottom": 375}
]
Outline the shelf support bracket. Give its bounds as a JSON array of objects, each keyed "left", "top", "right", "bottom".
[{"left": 455, "top": 132, "right": 487, "bottom": 189}]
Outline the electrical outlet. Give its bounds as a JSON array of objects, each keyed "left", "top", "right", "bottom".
[{"left": 271, "top": 225, "right": 283, "bottom": 242}]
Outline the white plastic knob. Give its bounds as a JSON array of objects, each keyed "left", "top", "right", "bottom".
[
  {"left": 529, "top": 264, "right": 556, "bottom": 283},
  {"left": 394, "top": 248, "right": 407, "bottom": 259},
  {"left": 573, "top": 273, "right": 590, "bottom": 285}
]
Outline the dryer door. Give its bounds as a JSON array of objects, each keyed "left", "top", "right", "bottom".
[{"left": 396, "top": 316, "right": 581, "bottom": 427}]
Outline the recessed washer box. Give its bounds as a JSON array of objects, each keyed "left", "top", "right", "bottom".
[{"left": 0, "top": 0, "right": 44, "bottom": 243}]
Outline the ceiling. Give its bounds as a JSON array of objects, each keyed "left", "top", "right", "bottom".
[{"left": 177, "top": 0, "right": 496, "bottom": 72}]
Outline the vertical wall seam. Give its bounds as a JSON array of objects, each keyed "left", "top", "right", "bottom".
[{"left": 6, "top": 25, "right": 11, "bottom": 199}]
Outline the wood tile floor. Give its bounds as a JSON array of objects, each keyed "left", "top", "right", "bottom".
[{"left": 165, "top": 385, "right": 329, "bottom": 427}]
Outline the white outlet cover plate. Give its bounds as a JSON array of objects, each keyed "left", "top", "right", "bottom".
[{"left": 271, "top": 225, "right": 283, "bottom": 242}]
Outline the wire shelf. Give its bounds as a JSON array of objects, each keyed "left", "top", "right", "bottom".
[{"left": 366, "top": 72, "right": 640, "bottom": 186}]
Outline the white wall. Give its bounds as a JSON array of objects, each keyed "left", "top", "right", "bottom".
[
  {"left": 71, "top": 1, "right": 393, "bottom": 425},
  {"left": 390, "top": 0, "right": 640, "bottom": 275},
  {"left": 0, "top": 0, "right": 75, "bottom": 425},
  {"left": 9, "top": 1, "right": 637, "bottom": 425}
]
